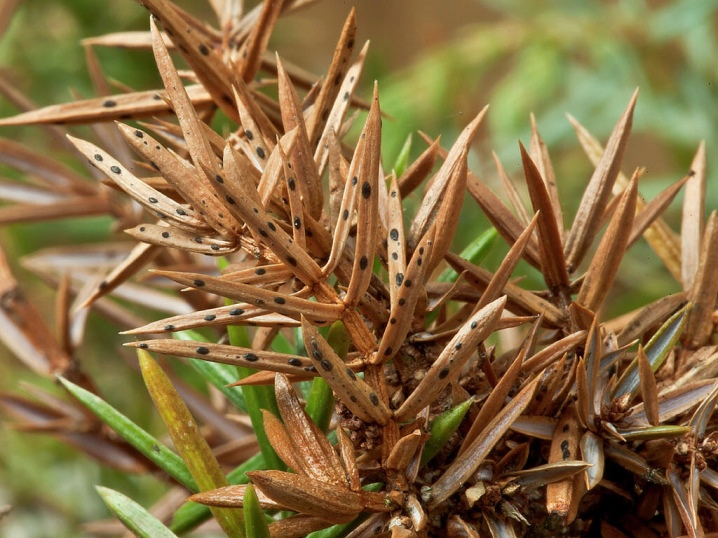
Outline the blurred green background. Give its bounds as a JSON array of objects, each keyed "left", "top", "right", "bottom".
[{"left": 0, "top": 0, "right": 716, "bottom": 536}]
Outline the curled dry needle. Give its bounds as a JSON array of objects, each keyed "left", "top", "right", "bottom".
[
  {"left": 302, "top": 318, "right": 391, "bottom": 425},
  {"left": 190, "top": 374, "right": 397, "bottom": 528},
  {"left": 396, "top": 295, "right": 507, "bottom": 422},
  {"left": 0, "top": 1, "right": 717, "bottom": 537},
  {"left": 0, "top": 244, "right": 81, "bottom": 381},
  {"left": 568, "top": 111, "right": 683, "bottom": 281},
  {"left": 520, "top": 142, "right": 569, "bottom": 302},
  {"left": 564, "top": 89, "right": 637, "bottom": 273}
]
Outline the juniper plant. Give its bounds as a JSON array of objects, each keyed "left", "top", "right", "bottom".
[{"left": 0, "top": 1, "right": 717, "bottom": 537}]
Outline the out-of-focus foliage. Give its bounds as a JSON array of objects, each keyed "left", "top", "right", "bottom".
[{"left": 380, "top": 0, "right": 718, "bottom": 172}]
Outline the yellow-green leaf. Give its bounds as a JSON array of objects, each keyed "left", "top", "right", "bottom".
[{"left": 137, "top": 349, "right": 245, "bottom": 537}]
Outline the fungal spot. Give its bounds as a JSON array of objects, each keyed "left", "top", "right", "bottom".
[
  {"left": 110, "top": 165, "right": 122, "bottom": 174},
  {"left": 286, "top": 256, "right": 297, "bottom": 267},
  {"left": 150, "top": 161, "right": 159, "bottom": 171},
  {"left": 455, "top": 342, "right": 462, "bottom": 350},
  {"left": 93, "top": 154, "right": 103, "bottom": 162},
  {"left": 211, "top": 245, "right": 220, "bottom": 251},
  {"left": 99, "top": 281, "right": 108, "bottom": 289},
  {"left": 253, "top": 208, "right": 259, "bottom": 213},
  {"left": 288, "top": 358, "right": 302, "bottom": 366},
  {"left": 384, "top": 347, "right": 393, "bottom": 356},
  {"left": 229, "top": 308, "right": 244, "bottom": 316},
  {"left": 398, "top": 298, "right": 406, "bottom": 306},
  {"left": 164, "top": 325, "right": 175, "bottom": 331},
  {"left": 346, "top": 368, "right": 357, "bottom": 380},
  {"left": 352, "top": 176, "right": 358, "bottom": 186},
  {"left": 390, "top": 228, "right": 399, "bottom": 241},
  {"left": 404, "top": 279, "right": 412, "bottom": 287},
  {"left": 391, "top": 191, "right": 397, "bottom": 198},
  {"left": 419, "top": 247, "right": 425, "bottom": 255},
  {"left": 312, "top": 349, "right": 323, "bottom": 361},
  {"left": 258, "top": 229, "right": 268, "bottom": 237},
  {"left": 204, "top": 314, "right": 216, "bottom": 321},
  {"left": 139, "top": 226, "right": 146, "bottom": 232},
  {"left": 396, "top": 273, "right": 404, "bottom": 286},
  {"left": 196, "top": 346, "right": 210, "bottom": 355},
  {"left": 417, "top": 258, "right": 423, "bottom": 266},
  {"left": 138, "top": 343, "right": 149, "bottom": 349},
  {"left": 343, "top": 91, "right": 349, "bottom": 101},
  {"left": 148, "top": 197, "right": 158, "bottom": 204},
  {"left": 369, "top": 393, "right": 379, "bottom": 406},
  {"left": 225, "top": 195, "right": 236, "bottom": 205},
  {"left": 193, "top": 279, "right": 205, "bottom": 287},
  {"left": 134, "top": 130, "right": 144, "bottom": 138},
  {"left": 288, "top": 178, "right": 296, "bottom": 190},
  {"left": 244, "top": 353, "right": 259, "bottom": 362},
  {"left": 267, "top": 221, "right": 276, "bottom": 232},
  {"left": 320, "top": 359, "right": 332, "bottom": 371},
  {"left": 153, "top": 94, "right": 162, "bottom": 100},
  {"left": 304, "top": 366, "right": 317, "bottom": 372},
  {"left": 334, "top": 73, "right": 342, "bottom": 86},
  {"left": 562, "top": 424, "right": 570, "bottom": 433},
  {"left": 438, "top": 368, "right": 450, "bottom": 379},
  {"left": 362, "top": 182, "right": 371, "bottom": 199},
  {"left": 347, "top": 39, "right": 355, "bottom": 48},
  {"left": 342, "top": 209, "right": 349, "bottom": 221},
  {"left": 391, "top": 252, "right": 398, "bottom": 260},
  {"left": 255, "top": 268, "right": 266, "bottom": 275},
  {"left": 390, "top": 318, "right": 397, "bottom": 324},
  {"left": 256, "top": 147, "right": 266, "bottom": 159},
  {"left": 470, "top": 321, "right": 478, "bottom": 329},
  {"left": 245, "top": 129, "right": 254, "bottom": 140},
  {"left": 360, "top": 256, "right": 368, "bottom": 270},
  {"left": 255, "top": 299, "right": 265, "bottom": 306},
  {"left": 176, "top": 208, "right": 186, "bottom": 216},
  {"left": 293, "top": 217, "right": 301, "bottom": 229},
  {"left": 198, "top": 43, "right": 210, "bottom": 56},
  {"left": 102, "top": 99, "right": 117, "bottom": 108},
  {"left": 214, "top": 174, "right": 224, "bottom": 184},
  {"left": 161, "top": 231, "right": 170, "bottom": 238},
  {"left": 152, "top": 445, "right": 160, "bottom": 453},
  {"left": 274, "top": 297, "right": 286, "bottom": 305},
  {"left": 306, "top": 229, "right": 313, "bottom": 237}
]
